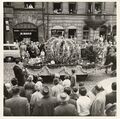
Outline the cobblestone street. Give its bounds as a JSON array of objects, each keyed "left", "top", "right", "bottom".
[{"left": 4, "top": 63, "right": 113, "bottom": 91}]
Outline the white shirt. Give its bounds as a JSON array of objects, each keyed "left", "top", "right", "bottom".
[
  {"left": 52, "top": 84, "right": 64, "bottom": 97},
  {"left": 77, "top": 96, "right": 91, "bottom": 116},
  {"left": 30, "top": 91, "right": 43, "bottom": 106},
  {"left": 62, "top": 79, "right": 71, "bottom": 88}
]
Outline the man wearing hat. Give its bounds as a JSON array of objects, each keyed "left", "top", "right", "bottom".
[
  {"left": 5, "top": 86, "right": 30, "bottom": 116},
  {"left": 105, "top": 103, "right": 116, "bottom": 116},
  {"left": 90, "top": 84, "right": 106, "bottom": 116},
  {"left": 54, "top": 93, "right": 78, "bottom": 116},
  {"left": 32, "top": 85, "right": 58, "bottom": 116}
]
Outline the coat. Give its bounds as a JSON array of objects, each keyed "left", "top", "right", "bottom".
[
  {"left": 106, "top": 91, "right": 116, "bottom": 105},
  {"left": 13, "top": 65, "right": 25, "bottom": 86},
  {"left": 4, "top": 107, "right": 12, "bottom": 116},
  {"left": 5, "top": 95, "right": 30, "bottom": 116},
  {"left": 54, "top": 103, "right": 78, "bottom": 116},
  {"left": 32, "top": 95, "right": 58, "bottom": 116},
  {"left": 90, "top": 91, "right": 106, "bottom": 116}
]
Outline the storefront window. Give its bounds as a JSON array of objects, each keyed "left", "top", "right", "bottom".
[
  {"left": 24, "top": 2, "right": 35, "bottom": 8},
  {"left": 53, "top": 2, "right": 62, "bottom": 14},
  {"left": 51, "top": 29, "right": 65, "bottom": 37},
  {"left": 68, "top": 29, "right": 76, "bottom": 38},
  {"left": 83, "top": 25, "right": 89, "bottom": 40},
  {"left": 69, "top": 2, "right": 77, "bottom": 14}
]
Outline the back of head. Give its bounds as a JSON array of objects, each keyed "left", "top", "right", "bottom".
[
  {"left": 53, "top": 78, "right": 59, "bottom": 85},
  {"left": 12, "top": 86, "right": 20, "bottom": 95},
  {"left": 72, "top": 86, "right": 78, "bottom": 93},
  {"left": 15, "top": 58, "right": 20, "bottom": 64},
  {"left": 71, "top": 69, "right": 75, "bottom": 74},
  {"left": 42, "top": 85, "right": 49, "bottom": 96},
  {"left": 11, "top": 78, "right": 18, "bottom": 86},
  {"left": 64, "top": 75, "right": 70, "bottom": 80},
  {"left": 112, "top": 82, "right": 116, "bottom": 91},
  {"left": 79, "top": 87, "right": 87, "bottom": 96},
  {"left": 35, "top": 82, "right": 42, "bottom": 91},
  {"left": 79, "top": 82, "right": 84, "bottom": 87},
  {"left": 64, "top": 87, "right": 71, "bottom": 95}
]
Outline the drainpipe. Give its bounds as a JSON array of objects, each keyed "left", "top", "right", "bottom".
[{"left": 42, "top": 2, "right": 45, "bottom": 42}]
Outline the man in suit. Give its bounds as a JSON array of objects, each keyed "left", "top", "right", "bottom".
[
  {"left": 106, "top": 82, "right": 116, "bottom": 105},
  {"left": 32, "top": 85, "right": 58, "bottom": 116},
  {"left": 13, "top": 59, "right": 25, "bottom": 86},
  {"left": 5, "top": 86, "right": 30, "bottom": 116},
  {"left": 54, "top": 92, "right": 78, "bottom": 116}
]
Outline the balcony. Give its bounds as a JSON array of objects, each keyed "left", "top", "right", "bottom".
[{"left": 84, "top": 13, "right": 107, "bottom": 30}]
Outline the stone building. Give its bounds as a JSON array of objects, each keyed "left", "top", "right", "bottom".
[{"left": 4, "top": 2, "right": 116, "bottom": 44}]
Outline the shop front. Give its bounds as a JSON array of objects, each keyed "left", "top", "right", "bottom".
[{"left": 13, "top": 22, "right": 38, "bottom": 42}]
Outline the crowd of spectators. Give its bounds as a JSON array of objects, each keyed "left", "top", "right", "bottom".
[{"left": 4, "top": 68, "right": 116, "bottom": 116}]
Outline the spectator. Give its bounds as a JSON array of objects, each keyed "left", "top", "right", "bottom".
[
  {"left": 24, "top": 75, "right": 35, "bottom": 102},
  {"left": 4, "top": 97, "right": 12, "bottom": 116},
  {"left": 64, "top": 87, "right": 77, "bottom": 108},
  {"left": 105, "top": 103, "right": 116, "bottom": 116},
  {"left": 51, "top": 78, "right": 64, "bottom": 97},
  {"left": 5, "top": 86, "right": 30, "bottom": 116},
  {"left": 90, "top": 84, "right": 106, "bottom": 116},
  {"left": 70, "top": 86, "right": 79, "bottom": 100},
  {"left": 4, "top": 84, "right": 9, "bottom": 99},
  {"left": 76, "top": 87, "right": 91, "bottom": 116},
  {"left": 13, "top": 59, "right": 25, "bottom": 86},
  {"left": 54, "top": 93, "right": 78, "bottom": 116},
  {"left": 70, "top": 69, "right": 76, "bottom": 88},
  {"left": 106, "top": 82, "right": 116, "bottom": 105},
  {"left": 32, "top": 85, "right": 58, "bottom": 116},
  {"left": 30, "top": 81, "right": 43, "bottom": 114},
  {"left": 63, "top": 75, "right": 71, "bottom": 88},
  {"left": 54, "top": 73, "right": 62, "bottom": 85}
]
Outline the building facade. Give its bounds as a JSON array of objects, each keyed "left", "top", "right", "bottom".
[{"left": 4, "top": 2, "right": 116, "bottom": 44}]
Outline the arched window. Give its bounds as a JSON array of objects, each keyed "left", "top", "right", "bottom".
[{"left": 83, "top": 25, "right": 89, "bottom": 40}]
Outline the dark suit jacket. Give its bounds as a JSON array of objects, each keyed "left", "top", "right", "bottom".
[
  {"left": 4, "top": 107, "right": 12, "bottom": 116},
  {"left": 32, "top": 96, "right": 58, "bottom": 116},
  {"left": 54, "top": 103, "right": 78, "bottom": 116},
  {"left": 106, "top": 91, "right": 116, "bottom": 105},
  {"left": 13, "top": 65, "right": 25, "bottom": 86},
  {"left": 5, "top": 95, "right": 30, "bottom": 116}
]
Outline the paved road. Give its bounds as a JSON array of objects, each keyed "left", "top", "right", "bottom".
[{"left": 4, "top": 63, "right": 114, "bottom": 91}]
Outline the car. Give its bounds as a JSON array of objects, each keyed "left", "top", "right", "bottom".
[{"left": 4, "top": 44, "right": 21, "bottom": 62}]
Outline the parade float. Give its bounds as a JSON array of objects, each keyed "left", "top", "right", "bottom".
[{"left": 24, "top": 37, "right": 103, "bottom": 81}]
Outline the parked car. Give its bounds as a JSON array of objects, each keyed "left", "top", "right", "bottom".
[{"left": 4, "top": 44, "right": 21, "bottom": 62}]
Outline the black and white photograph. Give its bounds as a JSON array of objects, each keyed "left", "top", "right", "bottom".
[{"left": 3, "top": 1, "right": 117, "bottom": 116}]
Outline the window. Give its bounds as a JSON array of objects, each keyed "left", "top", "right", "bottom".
[
  {"left": 87, "top": 2, "right": 92, "bottom": 13},
  {"left": 94, "top": 2, "right": 102, "bottom": 14},
  {"left": 51, "top": 29, "right": 65, "bottom": 37},
  {"left": 68, "top": 29, "right": 76, "bottom": 38},
  {"left": 53, "top": 2, "right": 62, "bottom": 14},
  {"left": 24, "top": 2, "right": 35, "bottom": 8},
  {"left": 69, "top": 2, "right": 77, "bottom": 14},
  {"left": 83, "top": 25, "right": 89, "bottom": 40},
  {"left": 4, "top": 2, "right": 11, "bottom": 7}
]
